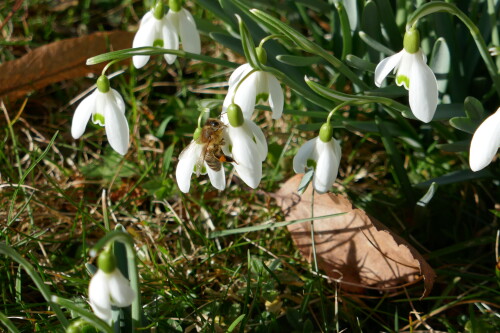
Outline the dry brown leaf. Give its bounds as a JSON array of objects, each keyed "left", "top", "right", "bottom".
[
  {"left": 0, "top": 31, "right": 134, "bottom": 102},
  {"left": 275, "top": 174, "right": 435, "bottom": 297}
]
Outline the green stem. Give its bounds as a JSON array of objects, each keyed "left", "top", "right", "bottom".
[
  {"left": 0, "top": 244, "right": 69, "bottom": 328},
  {"left": 101, "top": 59, "right": 122, "bottom": 76},
  {"left": 231, "top": 69, "right": 257, "bottom": 105},
  {"left": 52, "top": 296, "right": 112, "bottom": 333},
  {"left": 90, "top": 231, "right": 141, "bottom": 331},
  {"left": 87, "top": 47, "right": 238, "bottom": 68},
  {"left": 258, "top": 34, "right": 284, "bottom": 49},
  {"left": 407, "top": 2, "right": 500, "bottom": 98},
  {"left": 327, "top": 101, "right": 352, "bottom": 124}
]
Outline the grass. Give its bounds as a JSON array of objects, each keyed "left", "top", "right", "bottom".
[{"left": 1, "top": 0, "right": 499, "bottom": 332}]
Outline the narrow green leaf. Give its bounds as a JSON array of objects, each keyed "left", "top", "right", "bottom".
[
  {"left": 276, "top": 54, "right": 322, "bottom": 67},
  {"left": 464, "top": 96, "right": 485, "bottom": 121},
  {"left": 0, "top": 311, "right": 21, "bottom": 333},
  {"left": 359, "top": 31, "right": 395, "bottom": 56},
  {"left": 416, "top": 182, "right": 438, "bottom": 207},
  {"left": 334, "top": 1, "right": 352, "bottom": 60},
  {"left": 414, "top": 169, "right": 493, "bottom": 189},
  {"left": 52, "top": 296, "right": 112, "bottom": 333},
  {"left": 236, "top": 14, "right": 260, "bottom": 69},
  {"left": 227, "top": 314, "right": 246, "bottom": 333},
  {"left": 449, "top": 118, "right": 476, "bottom": 134},
  {"left": 361, "top": 1, "right": 383, "bottom": 62},
  {"left": 210, "top": 32, "right": 244, "bottom": 56},
  {"left": 376, "top": 117, "right": 415, "bottom": 202},
  {"left": 297, "top": 169, "right": 314, "bottom": 195},
  {"left": 345, "top": 54, "right": 376, "bottom": 71},
  {"left": 430, "top": 37, "right": 450, "bottom": 94},
  {"left": 374, "top": 0, "right": 403, "bottom": 49},
  {"left": 209, "top": 213, "right": 346, "bottom": 238},
  {"left": 436, "top": 140, "right": 469, "bottom": 152}
]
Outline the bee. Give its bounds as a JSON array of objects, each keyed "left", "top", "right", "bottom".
[{"left": 194, "top": 118, "right": 235, "bottom": 175}]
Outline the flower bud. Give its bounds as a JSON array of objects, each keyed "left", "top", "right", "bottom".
[
  {"left": 193, "top": 126, "right": 202, "bottom": 141},
  {"left": 96, "top": 75, "right": 110, "bottom": 93},
  {"left": 97, "top": 249, "right": 116, "bottom": 274},
  {"left": 319, "top": 123, "right": 333, "bottom": 143},
  {"left": 227, "top": 103, "right": 245, "bottom": 127},
  {"left": 403, "top": 28, "right": 420, "bottom": 54},
  {"left": 256, "top": 46, "right": 267, "bottom": 65},
  {"left": 169, "top": 0, "right": 182, "bottom": 13},
  {"left": 153, "top": 1, "right": 165, "bottom": 19}
]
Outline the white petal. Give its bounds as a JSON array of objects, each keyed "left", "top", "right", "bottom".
[
  {"left": 175, "top": 141, "right": 202, "bottom": 193},
  {"left": 246, "top": 120, "right": 268, "bottom": 161},
  {"left": 107, "top": 269, "right": 136, "bottom": 307},
  {"left": 88, "top": 270, "right": 112, "bottom": 322},
  {"left": 267, "top": 74, "right": 284, "bottom": 119},
  {"left": 132, "top": 13, "right": 157, "bottom": 69},
  {"left": 313, "top": 139, "right": 341, "bottom": 194},
  {"left": 111, "top": 89, "right": 125, "bottom": 114},
  {"left": 374, "top": 51, "right": 403, "bottom": 87},
  {"left": 177, "top": 9, "right": 200, "bottom": 54},
  {"left": 206, "top": 164, "right": 226, "bottom": 190},
  {"left": 228, "top": 125, "right": 262, "bottom": 188},
  {"left": 232, "top": 72, "right": 258, "bottom": 119},
  {"left": 104, "top": 93, "right": 129, "bottom": 155},
  {"left": 228, "top": 64, "right": 253, "bottom": 88},
  {"left": 71, "top": 90, "right": 96, "bottom": 139},
  {"left": 408, "top": 52, "right": 438, "bottom": 123},
  {"left": 469, "top": 108, "right": 500, "bottom": 171},
  {"left": 161, "top": 16, "right": 179, "bottom": 64},
  {"left": 293, "top": 138, "right": 317, "bottom": 173}
]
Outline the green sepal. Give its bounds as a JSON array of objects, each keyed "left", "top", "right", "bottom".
[
  {"left": 168, "top": 0, "right": 182, "bottom": 13},
  {"left": 154, "top": 1, "right": 165, "bottom": 19},
  {"left": 193, "top": 127, "right": 202, "bottom": 141},
  {"left": 256, "top": 46, "right": 267, "bottom": 65},
  {"left": 227, "top": 103, "right": 245, "bottom": 127},
  {"left": 403, "top": 28, "right": 420, "bottom": 54},
  {"left": 96, "top": 75, "right": 110, "bottom": 93},
  {"left": 319, "top": 123, "right": 333, "bottom": 143},
  {"left": 97, "top": 249, "right": 116, "bottom": 274}
]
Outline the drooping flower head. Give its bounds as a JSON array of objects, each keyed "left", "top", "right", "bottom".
[
  {"left": 222, "top": 104, "right": 267, "bottom": 188},
  {"left": 176, "top": 125, "right": 226, "bottom": 193},
  {"left": 89, "top": 249, "right": 135, "bottom": 322},
  {"left": 223, "top": 47, "right": 284, "bottom": 120},
  {"left": 71, "top": 75, "right": 129, "bottom": 155},
  {"left": 469, "top": 107, "right": 500, "bottom": 171},
  {"left": 166, "top": 0, "right": 201, "bottom": 54},
  {"left": 374, "top": 28, "right": 438, "bottom": 123},
  {"left": 293, "top": 123, "right": 342, "bottom": 194},
  {"left": 132, "top": 1, "right": 179, "bottom": 68}
]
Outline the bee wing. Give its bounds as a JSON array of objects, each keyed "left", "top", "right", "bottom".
[{"left": 195, "top": 143, "right": 209, "bottom": 176}]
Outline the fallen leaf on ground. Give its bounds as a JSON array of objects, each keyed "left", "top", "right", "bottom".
[
  {"left": 0, "top": 31, "right": 134, "bottom": 102},
  {"left": 275, "top": 174, "right": 435, "bottom": 296}
]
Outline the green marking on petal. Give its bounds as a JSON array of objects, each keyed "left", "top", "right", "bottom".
[
  {"left": 92, "top": 113, "right": 105, "bottom": 126},
  {"left": 306, "top": 159, "right": 317, "bottom": 169},
  {"left": 153, "top": 39, "right": 164, "bottom": 48},
  {"left": 256, "top": 92, "right": 269, "bottom": 103},
  {"left": 396, "top": 75, "right": 410, "bottom": 89}
]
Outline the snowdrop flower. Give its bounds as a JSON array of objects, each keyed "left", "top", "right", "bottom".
[
  {"left": 223, "top": 47, "right": 283, "bottom": 120},
  {"left": 89, "top": 250, "right": 135, "bottom": 322},
  {"left": 166, "top": 0, "right": 201, "bottom": 54},
  {"left": 223, "top": 104, "right": 267, "bottom": 188},
  {"left": 374, "top": 28, "right": 438, "bottom": 123},
  {"left": 132, "top": 1, "right": 179, "bottom": 68},
  {"left": 71, "top": 75, "right": 129, "bottom": 155},
  {"left": 293, "top": 123, "right": 341, "bottom": 194},
  {"left": 469, "top": 107, "right": 500, "bottom": 171},
  {"left": 176, "top": 132, "right": 226, "bottom": 193}
]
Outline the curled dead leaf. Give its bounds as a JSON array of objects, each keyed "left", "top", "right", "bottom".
[
  {"left": 0, "top": 31, "right": 134, "bottom": 102},
  {"left": 275, "top": 174, "right": 435, "bottom": 297}
]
